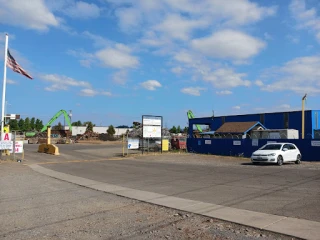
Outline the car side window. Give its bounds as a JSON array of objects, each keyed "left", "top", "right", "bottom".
[
  {"left": 289, "top": 144, "right": 296, "bottom": 150},
  {"left": 283, "top": 144, "right": 290, "bottom": 150}
]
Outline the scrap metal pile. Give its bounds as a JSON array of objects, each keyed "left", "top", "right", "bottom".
[
  {"left": 76, "top": 130, "right": 100, "bottom": 141},
  {"left": 128, "top": 127, "right": 171, "bottom": 138}
]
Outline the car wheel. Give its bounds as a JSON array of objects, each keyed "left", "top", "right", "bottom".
[
  {"left": 295, "top": 154, "right": 301, "bottom": 164},
  {"left": 277, "top": 155, "right": 283, "bottom": 166}
]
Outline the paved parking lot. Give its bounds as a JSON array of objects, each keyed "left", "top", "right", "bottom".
[{"left": 24, "top": 143, "right": 320, "bottom": 222}]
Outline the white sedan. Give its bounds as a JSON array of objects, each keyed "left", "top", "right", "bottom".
[{"left": 251, "top": 143, "right": 301, "bottom": 166}]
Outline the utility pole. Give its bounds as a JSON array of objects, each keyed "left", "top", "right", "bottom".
[{"left": 302, "top": 93, "right": 307, "bottom": 139}]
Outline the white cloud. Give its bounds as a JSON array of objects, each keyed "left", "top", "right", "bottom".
[
  {"left": 82, "top": 31, "right": 111, "bottom": 47},
  {"left": 154, "top": 14, "right": 208, "bottom": 41},
  {"left": 289, "top": 0, "right": 320, "bottom": 43},
  {"left": 108, "top": 0, "right": 276, "bottom": 31},
  {"left": 255, "top": 80, "right": 264, "bottom": 86},
  {"left": 63, "top": 1, "right": 100, "bottom": 19},
  {"left": 112, "top": 70, "right": 127, "bottom": 85},
  {"left": 140, "top": 80, "right": 162, "bottom": 90},
  {"left": 0, "top": 0, "right": 59, "bottom": 31},
  {"left": 191, "top": 30, "right": 266, "bottom": 60},
  {"left": 277, "top": 104, "right": 291, "bottom": 110},
  {"left": 139, "top": 31, "right": 169, "bottom": 47},
  {"left": 203, "top": 68, "right": 251, "bottom": 88},
  {"left": 7, "top": 79, "right": 17, "bottom": 85},
  {"left": 79, "top": 88, "right": 112, "bottom": 97},
  {"left": 181, "top": 87, "right": 205, "bottom": 96},
  {"left": 174, "top": 51, "right": 195, "bottom": 64},
  {"left": 260, "top": 56, "right": 320, "bottom": 94},
  {"left": 216, "top": 90, "right": 232, "bottom": 95},
  {"left": 171, "top": 66, "right": 184, "bottom": 75},
  {"left": 96, "top": 44, "right": 139, "bottom": 69},
  {"left": 40, "top": 74, "right": 91, "bottom": 91},
  {"left": 115, "top": 8, "right": 142, "bottom": 31},
  {"left": 233, "top": 106, "right": 241, "bottom": 110}
]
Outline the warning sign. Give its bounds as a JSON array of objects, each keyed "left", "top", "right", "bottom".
[{"left": 10, "top": 141, "right": 24, "bottom": 153}]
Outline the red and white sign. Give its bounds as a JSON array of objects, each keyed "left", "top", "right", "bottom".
[
  {"left": 1, "top": 133, "right": 12, "bottom": 141},
  {"left": 10, "top": 141, "right": 23, "bottom": 153}
]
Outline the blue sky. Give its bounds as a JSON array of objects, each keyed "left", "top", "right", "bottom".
[{"left": 0, "top": 0, "right": 319, "bottom": 128}]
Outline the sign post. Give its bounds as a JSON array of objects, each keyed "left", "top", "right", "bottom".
[{"left": 142, "top": 115, "right": 163, "bottom": 154}]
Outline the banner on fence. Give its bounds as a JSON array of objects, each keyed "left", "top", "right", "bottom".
[
  {"left": 252, "top": 139, "right": 258, "bottom": 146},
  {"left": 128, "top": 138, "right": 139, "bottom": 149}
]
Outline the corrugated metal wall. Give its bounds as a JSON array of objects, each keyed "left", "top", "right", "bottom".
[{"left": 187, "top": 138, "right": 320, "bottom": 162}]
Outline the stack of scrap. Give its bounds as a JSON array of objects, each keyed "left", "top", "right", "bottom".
[
  {"left": 127, "top": 127, "right": 171, "bottom": 138},
  {"left": 99, "top": 133, "right": 117, "bottom": 141},
  {"left": 76, "top": 130, "right": 100, "bottom": 141}
]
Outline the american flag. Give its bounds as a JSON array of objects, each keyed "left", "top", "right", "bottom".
[{"left": 6, "top": 49, "right": 33, "bottom": 79}]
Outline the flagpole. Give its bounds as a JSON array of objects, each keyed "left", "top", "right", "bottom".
[{"left": 1, "top": 34, "right": 8, "bottom": 136}]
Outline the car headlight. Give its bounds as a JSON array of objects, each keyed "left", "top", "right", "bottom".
[{"left": 267, "top": 153, "right": 276, "bottom": 156}]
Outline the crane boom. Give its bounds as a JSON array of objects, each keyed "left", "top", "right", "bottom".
[
  {"left": 187, "top": 110, "right": 202, "bottom": 133},
  {"left": 41, "top": 110, "right": 72, "bottom": 132}
]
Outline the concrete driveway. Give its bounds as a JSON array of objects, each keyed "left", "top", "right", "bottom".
[{"left": 24, "top": 143, "right": 320, "bottom": 222}]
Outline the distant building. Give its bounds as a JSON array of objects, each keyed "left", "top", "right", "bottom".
[{"left": 63, "top": 126, "right": 133, "bottom": 137}]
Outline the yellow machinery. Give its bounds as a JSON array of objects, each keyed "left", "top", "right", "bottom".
[{"left": 38, "top": 126, "right": 59, "bottom": 155}]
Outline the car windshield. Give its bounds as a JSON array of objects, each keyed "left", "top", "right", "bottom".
[{"left": 260, "top": 144, "right": 282, "bottom": 150}]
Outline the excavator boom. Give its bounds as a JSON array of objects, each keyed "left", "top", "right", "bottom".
[
  {"left": 187, "top": 110, "right": 203, "bottom": 133},
  {"left": 41, "top": 110, "right": 72, "bottom": 132}
]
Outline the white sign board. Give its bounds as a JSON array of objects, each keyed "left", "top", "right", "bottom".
[
  {"left": 252, "top": 139, "right": 258, "bottom": 146},
  {"left": 142, "top": 116, "right": 161, "bottom": 126},
  {"left": 1, "top": 133, "right": 12, "bottom": 141},
  {"left": 128, "top": 138, "right": 139, "bottom": 149},
  {"left": 0, "top": 141, "right": 13, "bottom": 150},
  {"left": 143, "top": 126, "right": 161, "bottom": 138},
  {"left": 311, "top": 141, "right": 320, "bottom": 147},
  {"left": 233, "top": 140, "right": 241, "bottom": 146},
  {"left": 10, "top": 141, "right": 24, "bottom": 153},
  {"left": 205, "top": 140, "right": 211, "bottom": 145}
]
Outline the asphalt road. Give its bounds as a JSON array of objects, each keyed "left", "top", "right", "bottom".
[{"left": 24, "top": 143, "right": 320, "bottom": 222}]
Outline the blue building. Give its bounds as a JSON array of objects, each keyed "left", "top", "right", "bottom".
[{"left": 189, "top": 110, "right": 320, "bottom": 139}]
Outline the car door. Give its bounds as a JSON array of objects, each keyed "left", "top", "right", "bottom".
[
  {"left": 282, "top": 144, "right": 291, "bottom": 162},
  {"left": 289, "top": 144, "right": 298, "bottom": 160}
]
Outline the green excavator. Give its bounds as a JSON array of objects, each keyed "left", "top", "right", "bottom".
[
  {"left": 187, "top": 110, "right": 202, "bottom": 133},
  {"left": 26, "top": 110, "right": 72, "bottom": 137}
]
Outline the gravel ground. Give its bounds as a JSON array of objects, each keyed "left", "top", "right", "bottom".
[{"left": 0, "top": 162, "right": 299, "bottom": 240}]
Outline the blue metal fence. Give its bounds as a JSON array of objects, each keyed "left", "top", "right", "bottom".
[{"left": 187, "top": 138, "right": 320, "bottom": 162}]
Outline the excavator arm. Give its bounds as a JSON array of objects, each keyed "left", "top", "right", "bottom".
[
  {"left": 187, "top": 110, "right": 203, "bottom": 133},
  {"left": 41, "top": 110, "right": 72, "bottom": 132}
]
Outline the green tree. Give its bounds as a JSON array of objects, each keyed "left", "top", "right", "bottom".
[
  {"left": 72, "top": 120, "right": 82, "bottom": 126},
  {"left": 183, "top": 127, "right": 189, "bottom": 133},
  {"left": 84, "top": 121, "right": 94, "bottom": 131},
  {"left": 53, "top": 122, "right": 63, "bottom": 130},
  {"left": 9, "top": 119, "right": 19, "bottom": 131},
  {"left": 30, "top": 117, "right": 35, "bottom": 130},
  {"left": 132, "top": 122, "right": 141, "bottom": 129},
  {"left": 18, "top": 119, "right": 25, "bottom": 131},
  {"left": 177, "top": 125, "right": 181, "bottom": 133},
  {"left": 35, "top": 119, "right": 44, "bottom": 131},
  {"left": 107, "top": 125, "right": 115, "bottom": 136},
  {"left": 169, "top": 126, "right": 177, "bottom": 134},
  {"left": 24, "top": 117, "right": 31, "bottom": 131}
]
